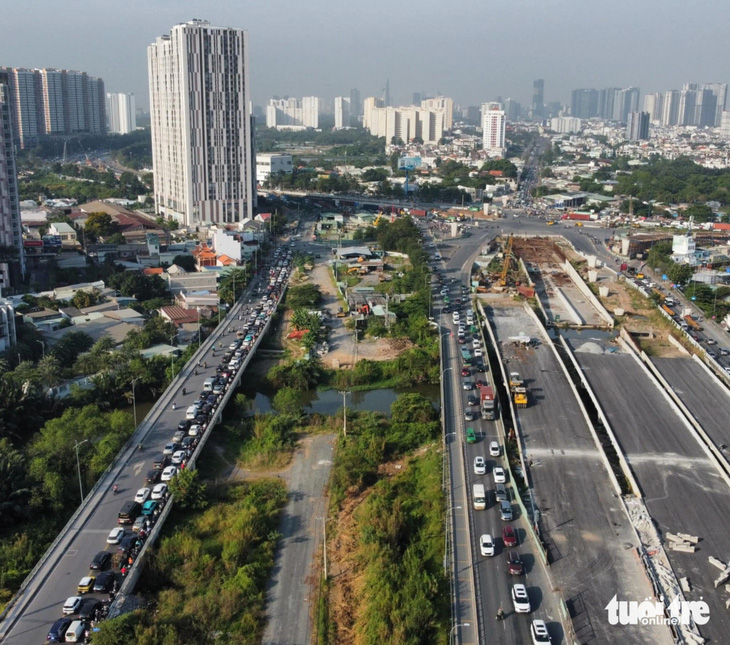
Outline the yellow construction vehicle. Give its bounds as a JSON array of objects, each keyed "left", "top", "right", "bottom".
[
  {"left": 509, "top": 372, "right": 528, "bottom": 408},
  {"left": 499, "top": 235, "right": 514, "bottom": 287},
  {"left": 347, "top": 267, "right": 359, "bottom": 274},
  {"left": 374, "top": 212, "right": 383, "bottom": 226}
]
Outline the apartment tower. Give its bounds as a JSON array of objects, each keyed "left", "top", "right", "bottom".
[{"left": 148, "top": 20, "right": 255, "bottom": 226}]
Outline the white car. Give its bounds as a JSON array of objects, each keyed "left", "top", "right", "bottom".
[
  {"left": 171, "top": 450, "right": 186, "bottom": 465},
  {"left": 472, "top": 339, "right": 481, "bottom": 349},
  {"left": 474, "top": 348, "right": 483, "bottom": 357},
  {"left": 512, "top": 584, "right": 532, "bottom": 613},
  {"left": 531, "top": 619, "right": 551, "bottom": 643},
  {"left": 489, "top": 441, "right": 500, "bottom": 457},
  {"left": 63, "top": 596, "right": 82, "bottom": 615},
  {"left": 473, "top": 456, "right": 486, "bottom": 475},
  {"left": 479, "top": 534, "right": 495, "bottom": 557},
  {"left": 493, "top": 467, "right": 506, "bottom": 483},
  {"left": 161, "top": 466, "right": 178, "bottom": 482},
  {"left": 151, "top": 483, "right": 168, "bottom": 500},
  {"left": 134, "top": 488, "right": 150, "bottom": 504},
  {"left": 188, "top": 424, "right": 201, "bottom": 437},
  {"left": 106, "top": 527, "right": 125, "bottom": 544}
]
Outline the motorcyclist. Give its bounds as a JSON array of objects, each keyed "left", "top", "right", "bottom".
[
  {"left": 182, "top": 387, "right": 186, "bottom": 396},
  {"left": 113, "top": 484, "right": 119, "bottom": 495},
  {"left": 496, "top": 607, "right": 505, "bottom": 620},
  {"left": 137, "top": 443, "right": 144, "bottom": 452}
]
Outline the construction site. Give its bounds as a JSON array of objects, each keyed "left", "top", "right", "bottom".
[{"left": 473, "top": 235, "right": 614, "bottom": 330}]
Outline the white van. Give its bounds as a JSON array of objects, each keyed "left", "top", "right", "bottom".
[
  {"left": 65, "top": 620, "right": 86, "bottom": 642},
  {"left": 185, "top": 405, "right": 198, "bottom": 420},
  {"left": 203, "top": 378, "right": 215, "bottom": 392},
  {"left": 473, "top": 484, "right": 486, "bottom": 510}
]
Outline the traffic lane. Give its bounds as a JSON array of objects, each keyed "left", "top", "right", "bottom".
[
  {"left": 575, "top": 353, "right": 707, "bottom": 458},
  {"left": 443, "top": 340, "right": 479, "bottom": 644},
  {"left": 464, "top": 436, "right": 544, "bottom": 644},
  {"left": 653, "top": 357, "right": 730, "bottom": 456},
  {"left": 576, "top": 355, "right": 730, "bottom": 642}
]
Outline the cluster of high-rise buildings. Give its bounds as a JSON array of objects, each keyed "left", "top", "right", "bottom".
[
  {"left": 642, "top": 83, "right": 727, "bottom": 127},
  {"left": 0, "top": 66, "right": 106, "bottom": 149},
  {"left": 361, "top": 96, "right": 454, "bottom": 145},
  {"left": 266, "top": 97, "right": 320, "bottom": 130},
  {"left": 570, "top": 83, "right": 728, "bottom": 128}
]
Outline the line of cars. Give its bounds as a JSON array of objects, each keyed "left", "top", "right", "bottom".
[
  {"left": 48, "top": 250, "right": 292, "bottom": 642},
  {"left": 453, "top": 301, "right": 552, "bottom": 644}
]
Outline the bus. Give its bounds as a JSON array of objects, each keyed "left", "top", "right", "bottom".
[{"left": 461, "top": 348, "right": 472, "bottom": 366}]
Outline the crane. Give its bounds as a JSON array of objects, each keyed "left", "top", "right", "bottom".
[{"left": 499, "top": 234, "right": 514, "bottom": 286}]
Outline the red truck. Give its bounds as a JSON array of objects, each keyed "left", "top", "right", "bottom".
[{"left": 480, "top": 386, "right": 497, "bottom": 420}]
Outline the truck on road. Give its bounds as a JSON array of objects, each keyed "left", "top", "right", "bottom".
[
  {"left": 684, "top": 315, "right": 703, "bottom": 331},
  {"left": 509, "top": 372, "right": 528, "bottom": 408},
  {"left": 480, "top": 385, "right": 497, "bottom": 420}
]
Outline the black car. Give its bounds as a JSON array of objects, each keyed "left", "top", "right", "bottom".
[
  {"left": 194, "top": 414, "right": 207, "bottom": 425},
  {"left": 467, "top": 395, "right": 479, "bottom": 406},
  {"left": 90, "top": 550, "right": 111, "bottom": 570},
  {"left": 177, "top": 419, "right": 191, "bottom": 432},
  {"left": 145, "top": 469, "right": 161, "bottom": 485},
  {"left": 78, "top": 597, "right": 102, "bottom": 620},
  {"left": 93, "top": 570, "right": 116, "bottom": 592},
  {"left": 181, "top": 436, "right": 195, "bottom": 449},
  {"left": 152, "top": 454, "right": 169, "bottom": 470},
  {"left": 47, "top": 617, "right": 73, "bottom": 642}
]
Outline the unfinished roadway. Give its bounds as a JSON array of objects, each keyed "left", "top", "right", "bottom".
[
  {"left": 570, "top": 340, "right": 730, "bottom": 643},
  {"left": 487, "top": 301, "right": 670, "bottom": 645}
]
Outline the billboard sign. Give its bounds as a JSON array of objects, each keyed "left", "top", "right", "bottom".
[{"left": 398, "top": 157, "right": 421, "bottom": 170}]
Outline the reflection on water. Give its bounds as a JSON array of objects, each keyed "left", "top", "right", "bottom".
[{"left": 247, "top": 384, "right": 441, "bottom": 416}]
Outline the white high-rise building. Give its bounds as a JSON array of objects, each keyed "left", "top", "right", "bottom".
[
  {"left": 421, "top": 96, "right": 453, "bottom": 130},
  {"left": 106, "top": 92, "right": 136, "bottom": 134},
  {"left": 0, "top": 72, "right": 25, "bottom": 286},
  {"left": 266, "top": 97, "right": 319, "bottom": 129},
  {"left": 361, "top": 97, "right": 448, "bottom": 144},
  {"left": 481, "top": 102, "right": 505, "bottom": 153},
  {"left": 642, "top": 92, "right": 664, "bottom": 123},
  {"left": 334, "top": 96, "right": 351, "bottom": 129},
  {"left": 148, "top": 20, "right": 255, "bottom": 226},
  {"left": 720, "top": 111, "right": 730, "bottom": 139}
]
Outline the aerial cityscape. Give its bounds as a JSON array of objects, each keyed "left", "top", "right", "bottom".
[{"left": 1, "top": 3, "right": 730, "bottom": 644}]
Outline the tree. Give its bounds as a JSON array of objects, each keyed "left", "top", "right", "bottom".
[
  {"left": 668, "top": 263, "right": 694, "bottom": 286},
  {"left": 172, "top": 254, "right": 196, "bottom": 272},
  {"left": 271, "top": 387, "right": 304, "bottom": 416},
  {"left": 51, "top": 330, "right": 94, "bottom": 366},
  {"left": 168, "top": 468, "right": 207, "bottom": 510},
  {"left": 391, "top": 393, "right": 437, "bottom": 424},
  {"left": 35, "top": 355, "right": 63, "bottom": 389},
  {"left": 286, "top": 284, "right": 322, "bottom": 308},
  {"left": 84, "top": 212, "right": 120, "bottom": 241},
  {"left": 218, "top": 267, "right": 249, "bottom": 305}
]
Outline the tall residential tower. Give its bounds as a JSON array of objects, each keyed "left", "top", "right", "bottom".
[
  {"left": 148, "top": 20, "right": 255, "bottom": 226},
  {"left": 106, "top": 92, "right": 136, "bottom": 134}
]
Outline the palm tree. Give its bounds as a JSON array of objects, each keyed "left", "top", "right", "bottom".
[{"left": 36, "top": 355, "right": 63, "bottom": 390}]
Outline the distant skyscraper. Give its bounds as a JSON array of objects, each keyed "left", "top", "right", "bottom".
[
  {"left": 720, "top": 111, "right": 730, "bottom": 139},
  {"left": 503, "top": 98, "right": 522, "bottom": 121},
  {"left": 421, "top": 96, "right": 453, "bottom": 130},
  {"left": 571, "top": 89, "right": 599, "bottom": 119},
  {"left": 661, "top": 90, "right": 680, "bottom": 126},
  {"left": 334, "top": 96, "right": 351, "bottom": 129},
  {"left": 362, "top": 98, "right": 448, "bottom": 144},
  {"left": 703, "top": 82, "right": 727, "bottom": 126},
  {"left": 613, "top": 87, "right": 640, "bottom": 123},
  {"left": 412, "top": 92, "right": 422, "bottom": 105},
  {"left": 0, "top": 71, "right": 25, "bottom": 286},
  {"left": 642, "top": 93, "right": 664, "bottom": 123},
  {"left": 598, "top": 88, "right": 619, "bottom": 120},
  {"left": 678, "top": 87, "right": 697, "bottom": 126},
  {"left": 148, "top": 19, "right": 255, "bottom": 226},
  {"left": 384, "top": 79, "right": 391, "bottom": 107},
  {"left": 481, "top": 102, "right": 505, "bottom": 152},
  {"left": 106, "top": 92, "right": 136, "bottom": 134},
  {"left": 532, "top": 79, "right": 544, "bottom": 120},
  {"left": 349, "top": 88, "right": 361, "bottom": 119},
  {"left": 626, "top": 111, "right": 650, "bottom": 141}
]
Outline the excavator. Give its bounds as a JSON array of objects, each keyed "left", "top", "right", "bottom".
[{"left": 499, "top": 235, "right": 514, "bottom": 287}]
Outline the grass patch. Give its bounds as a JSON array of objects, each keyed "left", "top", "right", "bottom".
[{"left": 93, "top": 478, "right": 287, "bottom": 644}]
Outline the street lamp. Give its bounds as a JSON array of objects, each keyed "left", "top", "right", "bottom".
[
  {"left": 36, "top": 340, "right": 45, "bottom": 359},
  {"left": 338, "top": 390, "right": 349, "bottom": 438},
  {"left": 441, "top": 366, "right": 453, "bottom": 381},
  {"left": 449, "top": 622, "right": 470, "bottom": 645},
  {"left": 74, "top": 439, "right": 89, "bottom": 505},
  {"left": 169, "top": 333, "right": 176, "bottom": 377}
]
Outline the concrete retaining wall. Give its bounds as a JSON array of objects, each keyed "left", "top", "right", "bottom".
[{"left": 561, "top": 259, "right": 614, "bottom": 327}]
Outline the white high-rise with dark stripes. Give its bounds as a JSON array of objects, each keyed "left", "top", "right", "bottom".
[{"left": 148, "top": 20, "right": 255, "bottom": 227}]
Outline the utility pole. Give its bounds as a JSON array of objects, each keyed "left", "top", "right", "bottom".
[
  {"left": 130, "top": 377, "right": 140, "bottom": 429},
  {"left": 74, "top": 439, "right": 89, "bottom": 505},
  {"left": 338, "top": 390, "right": 349, "bottom": 438}
]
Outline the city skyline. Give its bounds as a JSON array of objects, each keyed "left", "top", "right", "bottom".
[{"left": 0, "top": 0, "right": 728, "bottom": 111}]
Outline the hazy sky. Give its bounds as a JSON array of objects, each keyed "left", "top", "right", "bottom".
[{"left": 1, "top": 0, "right": 728, "bottom": 110}]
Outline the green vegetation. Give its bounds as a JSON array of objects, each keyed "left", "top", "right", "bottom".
[
  {"left": 329, "top": 394, "right": 439, "bottom": 508},
  {"left": 286, "top": 283, "right": 323, "bottom": 309},
  {"left": 614, "top": 156, "right": 730, "bottom": 207},
  {"left": 323, "top": 394, "right": 447, "bottom": 643},
  {"left": 354, "top": 449, "right": 448, "bottom": 644},
  {"left": 92, "top": 479, "right": 287, "bottom": 645}
]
